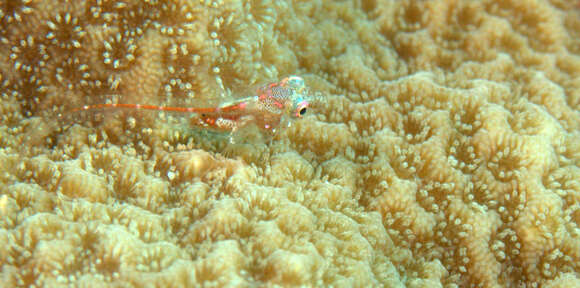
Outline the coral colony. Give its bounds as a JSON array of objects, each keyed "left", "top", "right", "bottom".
[{"left": 0, "top": 0, "right": 579, "bottom": 287}]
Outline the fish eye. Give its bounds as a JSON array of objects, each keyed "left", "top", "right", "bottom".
[{"left": 299, "top": 107, "right": 307, "bottom": 116}]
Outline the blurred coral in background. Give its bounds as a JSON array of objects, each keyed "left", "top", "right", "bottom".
[{"left": 0, "top": 0, "right": 579, "bottom": 287}]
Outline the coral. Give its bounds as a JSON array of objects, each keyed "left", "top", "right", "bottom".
[{"left": 1, "top": 0, "right": 580, "bottom": 287}]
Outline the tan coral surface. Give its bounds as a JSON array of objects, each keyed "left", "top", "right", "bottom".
[{"left": 1, "top": 0, "right": 579, "bottom": 287}]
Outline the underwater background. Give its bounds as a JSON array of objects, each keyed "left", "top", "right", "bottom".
[{"left": 0, "top": 0, "right": 579, "bottom": 287}]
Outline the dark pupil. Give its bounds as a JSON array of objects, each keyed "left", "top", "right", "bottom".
[{"left": 299, "top": 107, "right": 307, "bottom": 115}]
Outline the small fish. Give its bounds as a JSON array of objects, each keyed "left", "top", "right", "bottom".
[{"left": 62, "top": 76, "right": 311, "bottom": 140}]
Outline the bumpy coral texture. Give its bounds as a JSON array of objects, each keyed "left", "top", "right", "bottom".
[{"left": 1, "top": 0, "right": 579, "bottom": 287}]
